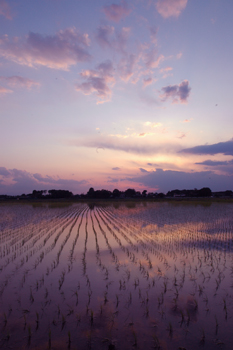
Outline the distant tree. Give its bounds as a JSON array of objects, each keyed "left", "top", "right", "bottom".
[
  {"left": 157, "top": 192, "right": 165, "bottom": 198},
  {"left": 32, "top": 190, "right": 44, "bottom": 198},
  {"left": 87, "top": 187, "right": 95, "bottom": 198},
  {"left": 113, "top": 189, "right": 121, "bottom": 198},
  {"left": 124, "top": 188, "right": 136, "bottom": 198},
  {"left": 48, "top": 189, "right": 73, "bottom": 198},
  {"left": 94, "top": 189, "right": 112, "bottom": 199},
  {"left": 225, "top": 190, "right": 233, "bottom": 196},
  {"left": 142, "top": 190, "right": 147, "bottom": 197},
  {"left": 197, "top": 187, "right": 212, "bottom": 197}
]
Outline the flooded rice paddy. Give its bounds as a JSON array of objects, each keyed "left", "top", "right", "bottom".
[{"left": 0, "top": 200, "right": 233, "bottom": 350}]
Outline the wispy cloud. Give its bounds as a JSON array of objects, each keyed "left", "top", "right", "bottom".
[
  {"left": 0, "top": 76, "right": 40, "bottom": 89},
  {"left": 0, "top": 28, "right": 91, "bottom": 70},
  {"left": 195, "top": 159, "right": 233, "bottom": 166},
  {"left": 118, "top": 53, "right": 140, "bottom": 82},
  {"left": 0, "top": 0, "right": 12, "bottom": 20},
  {"left": 0, "top": 86, "right": 12, "bottom": 94},
  {"left": 75, "top": 60, "right": 115, "bottom": 103},
  {"left": 96, "top": 25, "right": 115, "bottom": 48},
  {"left": 102, "top": 1, "right": 131, "bottom": 22},
  {"left": 159, "top": 66, "right": 173, "bottom": 78},
  {"left": 96, "top": 25, "right": 130, "bottom": 52},
  {"left": 143, "top": 76, "right": 154, "bottom": 87},
  {"left": 144, "top": 50, "right": 164, "bottom": 69},
  {"left": 180, "top": 139, "right": 233, "bottom": 156},
  {"left": 72, "top": 134, "right": 180, "bottom": 155},
  {"left": 112, "top": 167, "right": 121, "bottom": 170},
  {"left": 149, "top": 26, "right": 158, "bottom": 45},
  {"left": 156, "top": 0, "right": 188, "bottom": 19},
  {"left": 159, "top": 80, "right": 191, "bottom": 104}
]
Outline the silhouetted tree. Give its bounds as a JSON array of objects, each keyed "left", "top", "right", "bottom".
[
  {"left": 197, "top": 187, "right": 212, "bottom": 197},
  {"left": 48, "top": 189, "right": 73, "bottom": 198},
  {"left": 113, "top": 189, "right": 121, "bottom": 198},
  {"left": 124, "top": 188, "right": 136, "bottom": 197},
  {"left": 87, "top": 187, "right": 95, "bottom": 198}
]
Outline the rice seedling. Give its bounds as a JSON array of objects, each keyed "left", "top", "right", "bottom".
[{"left": 1, "top": 201, "right": 233, "bottom": 349}]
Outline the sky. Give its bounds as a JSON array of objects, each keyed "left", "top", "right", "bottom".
[{"left": 1, "top": 0, "right": 233, "bottom": 195}]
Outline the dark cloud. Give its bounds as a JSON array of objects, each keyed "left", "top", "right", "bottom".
[
  {"left": 0, "top": 166, "right": 11, "bottom": 176},
  {"left": 160, "top": 80, "right": 191, "bottom": 104},
  {"left": 180, "top": 139, "right": 233, "bottom": 156},
  {"left": 0, "top": 167, "right": 88, "bottom": 195},
  {"left": 128, "top": 168, "right": 233, "bottom": 192},
  {"left": 139, "top": 168, "right": 149, "bottom": 173}
]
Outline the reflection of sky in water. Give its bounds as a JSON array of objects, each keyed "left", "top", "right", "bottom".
[{"left": 0, "top": 202, "right": 233, "bottom": 349}]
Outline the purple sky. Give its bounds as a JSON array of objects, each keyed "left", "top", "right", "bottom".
[{"left": 1, "top": 0, "right": 233, "bottom": 195}]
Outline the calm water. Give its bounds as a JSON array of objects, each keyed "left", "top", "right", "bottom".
[{"left": 0, "top": 201, "right": 233, "bottom": 349}]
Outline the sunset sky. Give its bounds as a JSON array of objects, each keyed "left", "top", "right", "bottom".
[{"left": 1, "top": 0, "right": 233, "bottom": 195}]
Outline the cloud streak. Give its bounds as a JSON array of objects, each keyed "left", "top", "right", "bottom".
[
  {"left": 0, "top": 28, "right": 91, "bottom": 70},
  {"left": 180, "top": 139, "right": 233, "bottom": 156},
  {"left": 0, "top": 76, "right": 40, "bottom": 89},
  {"left": 0, "top": 86, "right": 12, "bottom": 94},
  {"left": 72, "top": 134, "right": 180, "bottom": 155}
]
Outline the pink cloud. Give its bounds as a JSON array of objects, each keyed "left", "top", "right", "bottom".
[
  {"left": 0, "top": 76, "right": 40, "bottom": 89},
  {"left": 159, "top": 66, "right": 173, "bottom": 78},
  {"left": 144, "top": 49, "right": 164, "bottom": 69},
  {"left": 159, "top": 80, "right": 191, "bottom": 104},
  {"left": 75, "top": 60, "right": 115, "bottom": 103},
  {"left": 0, "top": 28, "right": 91, "bottom": 70},
  {"left": 102, "top": 1, "right": 131, "bottom": 22},
  {"left": 0, "top": 0, "right": 12, "bottom": 19},
  {"left": 156, "top": 0, "right": 188, "bottom": 18},
  {"left": 143, "top": 77, "right": 153, "bottom": 87},
  {"left": 0, "top": 86, "right": 12, "bottom": 94}
]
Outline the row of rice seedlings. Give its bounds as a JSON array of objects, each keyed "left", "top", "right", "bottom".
[
  {"left": 1, "top": 203, "right": 233, "bottom": 349},
  {"left": 0, "top": 204, "right": 80, "bottom": 270},
  {"left": 0, "top": 207, "right": 85, "bottom": 298}
]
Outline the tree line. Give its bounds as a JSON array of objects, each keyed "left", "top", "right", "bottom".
[{"left": 1, "top": 187, "right": 233, "bottom": 200}]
